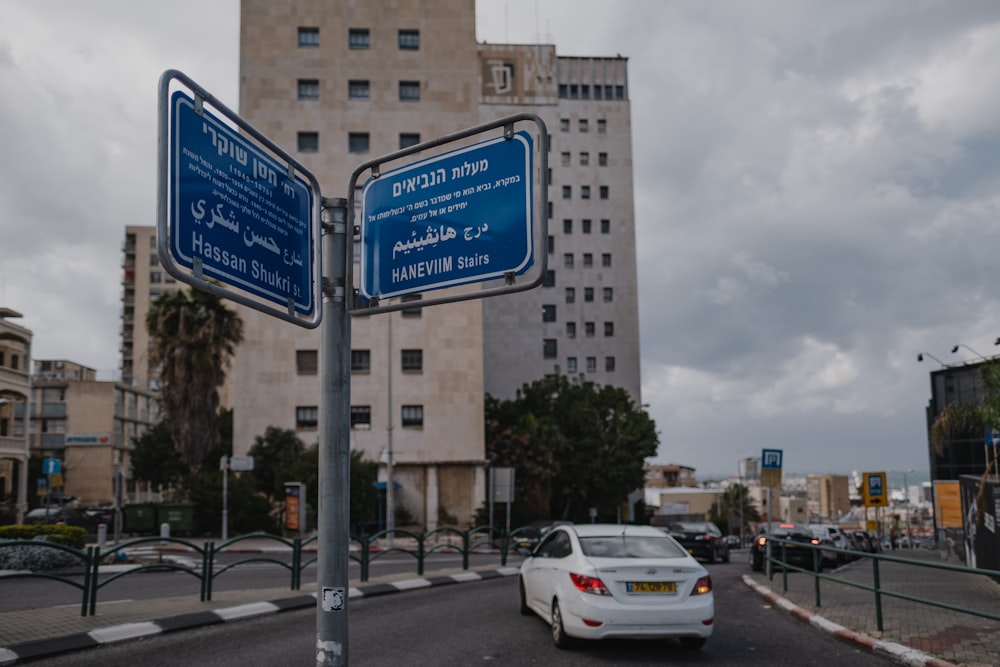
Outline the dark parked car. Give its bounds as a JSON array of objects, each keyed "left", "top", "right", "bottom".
[
  {"left": 668, "top": 521, "right": 730, "bottom": 563},
  {"left": 750, "top": 522, "right": 824, "bottom": 572},
  {"left": 850, "top": 530, "right": 879, "bottom": 553},
  {"left": 23, "top": 506, "right": 103, "bottom": 533}
]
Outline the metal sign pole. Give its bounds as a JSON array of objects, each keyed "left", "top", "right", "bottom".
[{"left": 317, "top": 199, "right": 350, "bottom": 666}]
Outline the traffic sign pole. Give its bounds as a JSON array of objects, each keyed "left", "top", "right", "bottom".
[{"left": 317, "top": 198, "right": 350, "bottom": 667}]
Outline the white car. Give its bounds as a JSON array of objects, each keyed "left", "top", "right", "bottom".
[
  {"left": 807, "top": 524, "right": 853, "bottom": 564},
  {"left": 518, "top": 523, "right": 714, "bottom": 649}
]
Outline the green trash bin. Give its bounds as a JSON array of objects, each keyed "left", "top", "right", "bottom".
[
  {"left": 123, "top": 504, "right": 157, "bottom": 535},
  {"left": 157, "top": 502, "right": 197, "bottom": 536}
]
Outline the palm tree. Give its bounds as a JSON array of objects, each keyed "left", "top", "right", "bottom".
[{"left": 146, "top": 287, "right": 244, "bottom": 471}]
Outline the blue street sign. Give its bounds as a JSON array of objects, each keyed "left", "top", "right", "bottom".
[
  {"left": 43, "top": 458, "right": 61, "bottom": 475},
  {"left": 167, "top": 89, "right": 317, "bottom": 318},
  {"left": 867, "top": 474, "right": 883, "bottom": 497},
  {"left": 359, "top": 131, "right": 534, "bottom": 300},
  {"left": 761, "top": 449, "right": 783, "bottom": 469}
]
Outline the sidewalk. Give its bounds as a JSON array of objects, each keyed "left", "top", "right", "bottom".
[{"left": 742, "top": 548, "right": 1000, "bottom": 667}]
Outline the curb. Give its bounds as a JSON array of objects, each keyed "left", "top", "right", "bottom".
[
  {"left": 0, "top": 567, "right": 519, "bottom": 666},
  {"left": 741, "top": 575, "right": 959, "bottom": 667}
]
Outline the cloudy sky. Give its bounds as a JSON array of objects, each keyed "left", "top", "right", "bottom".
[{"left": 3, "top": 1, "right": 999, "bottom": 479}]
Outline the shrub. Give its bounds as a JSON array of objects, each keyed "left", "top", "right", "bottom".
[
  {"left": 0, "top": 524, "right": 87, "bottom": 549},
  {"left": 0, "top": 536, "right": 84, "bottom": 571}
]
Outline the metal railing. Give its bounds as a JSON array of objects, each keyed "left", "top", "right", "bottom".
[
  {"left": 764, "top": 537, "right": 1000, "bottom": 631},
  {"left": 0, "top": 525, "right": 527, "bottom": 616}
]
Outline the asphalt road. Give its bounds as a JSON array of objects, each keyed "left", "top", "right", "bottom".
[{"left": 31, "top": 557, "right": 897, "bottom": 666}]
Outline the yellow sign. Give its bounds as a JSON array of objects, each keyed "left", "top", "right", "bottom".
[
  {"left": 933, "top": 480, "right": 962, "bottom": 528},
  {"left": 862, "top": 472, "right": 887, "bottom": 507},
  {"left": 866, "top": 520, "right": 877, "bottom": 532},
  {"left": 761, "top": 467, "right": 782, "bottom": 489}
]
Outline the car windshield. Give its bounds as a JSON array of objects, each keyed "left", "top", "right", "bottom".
[{"left": 579, "top": 535, "right": 689, "bottom": 559}]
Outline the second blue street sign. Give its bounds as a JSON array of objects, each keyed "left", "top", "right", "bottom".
[{"left": 358, "top": 131, "right": 534, "bottom": 301}]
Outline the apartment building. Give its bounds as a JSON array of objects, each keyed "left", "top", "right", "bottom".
[
  {"left": 198, "top": 0, "right": 641, "bottom": 528},
  {"left": 0, "top": 307, "right": 31, "bottom": 521},
  {"left": 29, "top": 359, "right": 159, "bottom": 506},
  {"left": 121, "top": 225, "right": 181, "bottom": 390}
]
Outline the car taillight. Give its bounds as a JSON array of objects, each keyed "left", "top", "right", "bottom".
[
  {"left": 756, "top": 536, "right": 767, "bottom": 547},
  {"left": 810, "top": 538, "right": 820, "bottom": 545},
  {"left": 693, "top": 575, "right": 712, "bottom": 595},
  {"left": 569, "top": 572, "right": 611, "bottom": 596}
]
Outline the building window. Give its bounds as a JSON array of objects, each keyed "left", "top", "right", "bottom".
[
  {"left": 586, "top": 357, "right": 597, "bottom": 372},
  {"left": 604, "top": 321, "right": 614, "bottom": 337},
  {"left": 605, "top": 356, "right": 616, "bottom": 372},
  {"left": 547, "top": 235, "right": 554, "bottom": 254},
  {"left": 584, "top": 287, "right": 594, "bottom": 302},
  {"left": 580, "top": 152, "right": 589, "bottom": 166},
  {"left": 603, "top": 287, "right": 614, "bottom": 302},
  {"left": 298, "top": 27, "right": 319, "bottom": 48},
  {"left": 566, "top": 322, "right": 576, "bottom": 338},
  {"left": 585, "top": 322, "right": 595, "bottom": 337},
  {"left": 582, "top": 253, "right": 593, "bottom": 268},
  {"left": 581, "top": 84, "right": 591, "bottom": 99},
  {"left": 298, "top": 79, "right": 319, "bottom": 100},
  {"left": 565, "top": 287, "right": 575, "bottom": 303},
  {"left": 600, "top": 185, "right": 609, "bottom": 200},
  {"left": 599, "top": 152, "right": 608, "bottom": 166},
  {"left": 398, "top": 29, "right": 420, "bottom": 49},
  {"left": 349, "top": 132, "right": 370, "bottom": 153},
  {"left": 543, "top": 270, "right": 556, "bottom": 287},
  {"left": 560, "top": 118, "right": 570, "bottom": 132},
  {"left": 561, "top": 152, "right": 571, "bottom": 166},
  {"left": 563, "top": 219, "right": 572, "bottom": 233},
  {"left": 350, "top": 405, "right": 372, "bottom": 429},
  {"left": 563, "top": 253, "right": 574, "bottom": 269},
  {"left": 399, "top": 80, "right": 420, "bottom": 101},
  {"left": 401, "top": 405, "right": 424, "bottom": 427},
  {"left": 401, "top": 349, "right": 423, "bottom": 372},
  {"left": 579, "top": 118, "right": 589, "bottom": 132},
  {"left": 602, "top": 253, "right": 612, "bottom": 267},
  {"left": 562, "top": 185, "right": 571, "bottom": 199},
  {"left": 296, "top": 406, "right": 318, "bottom": 430},
  {"left": 558, "top": 84, "right": 568, "bottom": 98},
  {"left": 348, "top": 28, "right": 370, "bottom": 49},
  {"left": 567, "top": 357, "right": 577, "bottom": 373},
  {"left": 601, "top": 219, "right": 610, "bottom": 234},
  {"left": 297, "top": 350, "right": 318, "bottom": 375},
  {"left": 150, "top": 271, "right": 162, "bottom": 283},
  {"left": 581, "top": 185, "right": 591, "bottom": 199},
  {"left": 597, "top": 119, "right": 607, "bottom": 134},
  {"left": 543, "top": 339, "right": 558, "bottom": 359},
  {"left": 582, "top": 219, "right": 592, "bottom": 234},
  {"left": 569, "top": 84, "right": 579, "bottom": 99},
  {"left": 349, "top": 80, "right": 370, "bottom": 100},
  {"left": 298, "top": 132, "right": 319, "bottom": 153},
  {"left": 399, "top": 133, "right": 421, "bottom": 149},
  {"left": 351, "top": 349, "right": 371, "bottom": 373},
  {"left": 542, "top": 304, "right": 557, "bottom": 322}
]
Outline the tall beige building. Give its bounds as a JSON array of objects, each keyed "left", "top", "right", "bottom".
[
  {"left": 121, "top": 225, "right": 182, "bottom": 390},
  {"left": 227, "top": 0, "right": 641, "bottom": 528}
]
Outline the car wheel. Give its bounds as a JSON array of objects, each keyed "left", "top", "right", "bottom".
[
  {"left": 551, "top": 599, "right": 575, "bottom": 649},
  {"left": 722, "top": 546, "right": 730, "bottom": 563},
  {"left": 519, "top": 578, "right": 531, "bottom": 616},
  {"left": 679, "top": 637, "right": 706, "bottom": 650}
]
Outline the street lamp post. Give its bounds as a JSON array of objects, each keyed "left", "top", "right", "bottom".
[{"left": 951, "top": 343, "right": 987, "bottom": 361}]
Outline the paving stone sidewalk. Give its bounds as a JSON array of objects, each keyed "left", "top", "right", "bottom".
[{"left": 743, "top": 548, "right": 1000, "bottom": 667}]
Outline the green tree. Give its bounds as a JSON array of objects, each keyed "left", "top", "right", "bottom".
[
  {"left": 248, "top": 427, "right": 307, "bottom": 501},
  {"left": 146, "top": 287, "right": 243, "bottom": 471},
  {"left": 485, "top": 374, "right": 658, "bottom": 524},
  {"left": 130, "top": 421, "right": 188, "bottom": 490},
  {"left": 708, "top": 484, "right": 760, "bottom": 536}
]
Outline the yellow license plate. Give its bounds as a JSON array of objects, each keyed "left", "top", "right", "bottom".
[{"left": 627, "top": 581, "right": 676, "bottom": 593}]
